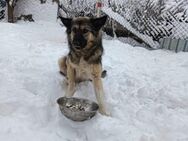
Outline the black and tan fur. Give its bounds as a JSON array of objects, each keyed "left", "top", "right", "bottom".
[{"left": 58, "top": 16, "right": 109, "bottom": 115}]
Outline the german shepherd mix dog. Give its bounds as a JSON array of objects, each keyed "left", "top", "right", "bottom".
[{"left": 58, "top": 15, "right": 109, "bottom": 115}]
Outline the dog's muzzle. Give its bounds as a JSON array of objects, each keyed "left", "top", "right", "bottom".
[
  {"left": 73, "top": 40, "right": 82, "bottom": 49},
  {"left": 73, "top": 33, "right": 87, "bottom": 49}
]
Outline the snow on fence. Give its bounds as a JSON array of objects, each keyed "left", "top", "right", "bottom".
[
  {"left": 58, "top": 0, "right": 188, "bottom": 50},
  {"left": 1, "top": 0, "right": 188, "bottom": 51},
  {"left": 101, "top": 7, "right": 160, "bottom": 49},
  {"left": 0, "top": 0, "right": 6, "bottom": 20}
]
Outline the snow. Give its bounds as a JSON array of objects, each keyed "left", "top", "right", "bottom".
[
  {"left": 102, "top": 7, "right": 160, "bottom": 49},
  {"left": 172, "top": 21, "right": 188, "bottom": 39},
  {"left": 14, "top": 0, "right": 58, "bottom": 22},
  {"left": 0, "top": 21, "right": 188, "bottom": 141}
]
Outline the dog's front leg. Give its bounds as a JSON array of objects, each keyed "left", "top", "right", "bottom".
[
  {"left": 92, "top": 64, "right": 109, "bottom": 116},
  {"left": 65, "top": 64, "right": 76, "bottom": 97}
]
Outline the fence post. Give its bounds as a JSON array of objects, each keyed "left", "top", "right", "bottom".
[
  {"left": 96, "top": 0, "right": 102, "bottom": 17},
  {"left": 7, "top": 0, "right": 14, "bottom": 23}
]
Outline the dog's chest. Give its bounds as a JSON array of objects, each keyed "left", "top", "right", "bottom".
[{"left": 71, "top": 57, "right": 93, "bottom": 80}]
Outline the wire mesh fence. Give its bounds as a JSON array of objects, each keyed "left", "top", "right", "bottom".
[
  {"left": 1, "top": 0, "right": 188, "bottom": 50},
  {"left": 0, "top": 0, "right": 6, "bottom": 20},
  {"left": 58, "top": 0, "right": 188, "bottom": 50}
]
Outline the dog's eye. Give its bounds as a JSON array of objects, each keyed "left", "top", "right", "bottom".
[{"left": 83, "top": 29, "right": 89, "bottom": 34}]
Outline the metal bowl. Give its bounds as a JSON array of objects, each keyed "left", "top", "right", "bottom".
[{"left": 57, "top": 97, "right": 99, "bottom": 121}]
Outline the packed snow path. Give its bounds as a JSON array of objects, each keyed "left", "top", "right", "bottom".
[{"left": 0, "top": 22, "right": 188, "bottom": 141}]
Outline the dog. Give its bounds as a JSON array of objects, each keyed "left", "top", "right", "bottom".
[{"left": 58, "top": 15, "right": 109, "bottom": 115}]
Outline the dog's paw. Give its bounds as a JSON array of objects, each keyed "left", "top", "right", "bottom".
[{"left": 99, "top": 108, "right": 111, "bottom": 116}]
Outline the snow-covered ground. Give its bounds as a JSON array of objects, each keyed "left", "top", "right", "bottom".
[
  {"left": 0, "top": 21, "right": 188, "bottom": 141},
  {"left": 14, "top": 0, "right": 58, "bottom": 22}
]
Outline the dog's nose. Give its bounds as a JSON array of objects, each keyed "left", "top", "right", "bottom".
[
  {"left": 72, "top": 33, "right": 87, "bottom": 49},
  {"left": 73, "top": 40, "right": 81, "bottom": 47}
]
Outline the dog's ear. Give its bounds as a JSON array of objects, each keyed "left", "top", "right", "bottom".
[
  {"left": 91, "top": 15, "right": 107, "bottom": 30},
  {"left": 59, "top": 16, "right": 72, "bottom": 29}
]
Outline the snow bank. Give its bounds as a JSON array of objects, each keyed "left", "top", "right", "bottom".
[
  {"left": 0, "top": 21, "right": 188, "bottom": 141},
  {"left": 14, "top": 0, "right": 58, "bottom": 22}
]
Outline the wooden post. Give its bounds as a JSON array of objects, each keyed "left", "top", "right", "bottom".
[
  {"left": 96, "top": 0, "right": 102, "bottom": 17},
  {"left": 7, "top": 0, "right": 14, "bottom": 23}
]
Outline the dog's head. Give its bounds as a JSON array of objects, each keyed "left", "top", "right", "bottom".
[{"left": 59, "top": 16, "right": 107, "bottom": 50}]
